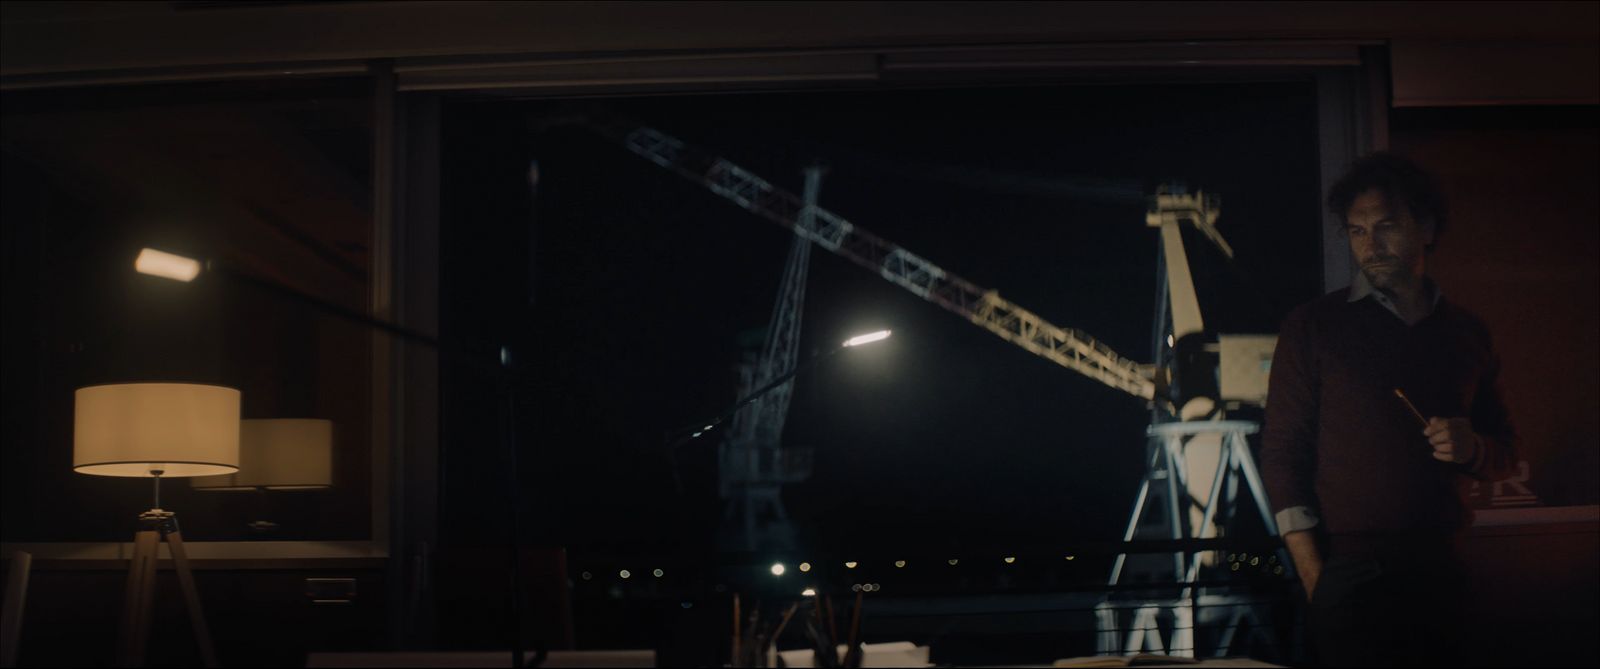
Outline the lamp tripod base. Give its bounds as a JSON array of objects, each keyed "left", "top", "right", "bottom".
[{"left": 117, "top": 509, "right": 217, "bottom": 668}]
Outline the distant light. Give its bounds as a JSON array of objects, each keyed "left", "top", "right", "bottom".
[
  {"left": 866, "top": 583, "right": 880, "bottom": 592},
  {"left": 620, "top": 570, "right": 631, "bottom": 579},
  {"left": 851, "top": 584, "right": 862, "bottom": 592},
  {"left": 801, "top": 588, "right": 817, "bottom": 597},
  {"left": 844, "top": 561, "right": 858, "bottom": 569},
  {"left": 703, "top": 424, "right": 714, "bottom": 431},
  {"left": 771, "top": 563, "right": 786, "bottom": 576},
  {"left": 135, "top": 248, "right": 201, "bottom": 282},
  {"left": 799, "top": 562, "right": 812, "bottom": 573},
  {"left": 947, "top": 559, "right": 959, "bottom": 566},
  {"left": 1249, "top": 557, "right": 1259, "bottom": 566},
  {"left": 581, "top": 571, "right": 593, "bottom": 580},
  {"left": 653, "top": 568, "right": 664, "bottom": 578},
  {"left": 500, "top": 347, "right": 510, "bottom": 366},
  {"left": 1003, "top": 557, "right": 1016, "bottom": 564},
  {"left": 1167, "top": 334, "right": 1175, "bottom": 348},
  {"left": 1274, "top": 566, "right": 1284, "bottom": 575},
  {"left": 691, "top": 432, "right": 703, "bottom": 438},
  {"left": 681, "top": 602, "right": 694, "bottom": 609},
  {"left": 842, "top": 330, "right": 892, "bottom": 348},
  {"left": 1064, "top": 555, "right": 1076, "bottom": 561},
  {"left": 894, "top": 560, "right": 906, "bottom": 568}
]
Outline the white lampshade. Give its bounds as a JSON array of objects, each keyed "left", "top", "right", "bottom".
[
  {"left": 191, "top": 418, "right": 334, "bottom": 491},
  {"left": 74, "top": 383, "right": 240, "bottom": 477}
]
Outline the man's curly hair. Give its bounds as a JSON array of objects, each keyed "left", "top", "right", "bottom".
[{"left": 1327, "top": 152, "right": 1447, "bottom": 250}]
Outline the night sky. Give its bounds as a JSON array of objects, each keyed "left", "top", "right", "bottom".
[{"left": 441, "top": 81, "right": 1324, "bottom": 559}]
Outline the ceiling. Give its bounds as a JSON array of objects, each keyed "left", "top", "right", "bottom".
[{"left": 2, "top": 2, "right": 1595, "bottom": 81}]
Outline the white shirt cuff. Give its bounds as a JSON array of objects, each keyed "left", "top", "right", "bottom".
[{"left": 1275, "top": 506, "right": 1320, "bottom": 534}]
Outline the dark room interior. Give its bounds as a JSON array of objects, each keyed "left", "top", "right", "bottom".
[{"left": 2, "top": 2, "right": 1596, "bottom": 667}]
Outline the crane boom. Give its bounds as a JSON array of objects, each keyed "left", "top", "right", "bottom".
[{"left": 613, "top": 125, "right": 1155, "bottom": 400}]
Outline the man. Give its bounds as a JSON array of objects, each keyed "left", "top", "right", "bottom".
[{"left": 1260, "top": 153, "right": 1517, "bottom": 667}]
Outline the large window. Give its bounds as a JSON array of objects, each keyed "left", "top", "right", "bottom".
[{"left": 439, "top": 82, "right": 1325, "bottom": 556}]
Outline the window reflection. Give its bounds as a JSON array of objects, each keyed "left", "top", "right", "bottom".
[{"left": 1, "top": 79, "right": 375, "bottom": 542}]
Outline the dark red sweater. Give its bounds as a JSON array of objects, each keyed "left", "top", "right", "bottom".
[{"left": 1260, "top": 289, "right": 1518, "bottom": 537}]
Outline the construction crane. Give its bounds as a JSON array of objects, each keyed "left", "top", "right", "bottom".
[
  {"left": 609, "top": 125, "right": 1156, "bottom": 401},
  {"left": 715, "top": 166, "right": 824, "bottom": 553},
  {"left": 589, "top": 121, "right": 1282, "bottom": 657}
]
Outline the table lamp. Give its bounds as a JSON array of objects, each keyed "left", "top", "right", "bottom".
[
  {"left": 190, "top": 418, "right": 333, "bottom": 491},
  {"left": 74, "top": 382, "right": 240, "bottom": 668},
  {"left": 191, "top": 418, "right": 333, "bottom": 533}
]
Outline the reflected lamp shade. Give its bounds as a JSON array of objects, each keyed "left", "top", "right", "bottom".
[
  {"left": 191, "top": 419, "right": 333, "bottom": 491},
  {"left": 74, "top": 383, "right": 241, "bottom": 477}
]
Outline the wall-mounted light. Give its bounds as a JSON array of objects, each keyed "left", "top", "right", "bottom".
[{"left": 134, "top": 248, "right": 202, "bottom": 283}]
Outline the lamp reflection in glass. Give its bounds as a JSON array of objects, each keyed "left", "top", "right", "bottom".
[
  {"left": 191, "top": 418, "right": 334, "bottom": 534},
  {"left": 841, "top": 329, "right": 891, "bottom": 348}
]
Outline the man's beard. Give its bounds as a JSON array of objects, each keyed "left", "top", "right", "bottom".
[{"left": 1361, "top": 257, "right": 1407, "bottom": 289}]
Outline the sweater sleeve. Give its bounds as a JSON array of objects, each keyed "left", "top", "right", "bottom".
[
  {"left": 1260, "top": 305, "right": 1321, "bottom": 522},
  {"left": 1465, "top": 338, "right": 1519, "bottom": 482}
]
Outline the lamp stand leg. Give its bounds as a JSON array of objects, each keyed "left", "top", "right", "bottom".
[
  {"left": 117, "top": 528, "right": 161, "bottom": 667},
  {"left": 115, "top": 511, "right": 217, "bottom": 668},
  {"left": 162, "top": 528, "right": 217, "bottom": 667}
]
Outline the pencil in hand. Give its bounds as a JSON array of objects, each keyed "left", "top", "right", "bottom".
[{"left": 1393, "top": 388, "right": 1429, "bottom": 428}]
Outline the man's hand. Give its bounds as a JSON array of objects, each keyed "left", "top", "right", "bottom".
[
  {"left": 1424, "top": 417, "right": 1480, "bottom": 464},
  {"left": 1283, "top": 530, "right": 1323, "bottom": 603}
]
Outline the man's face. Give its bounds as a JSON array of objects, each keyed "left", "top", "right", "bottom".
[{"left": 1345, "top": 188, "right": 1432, "bottom": 291}]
